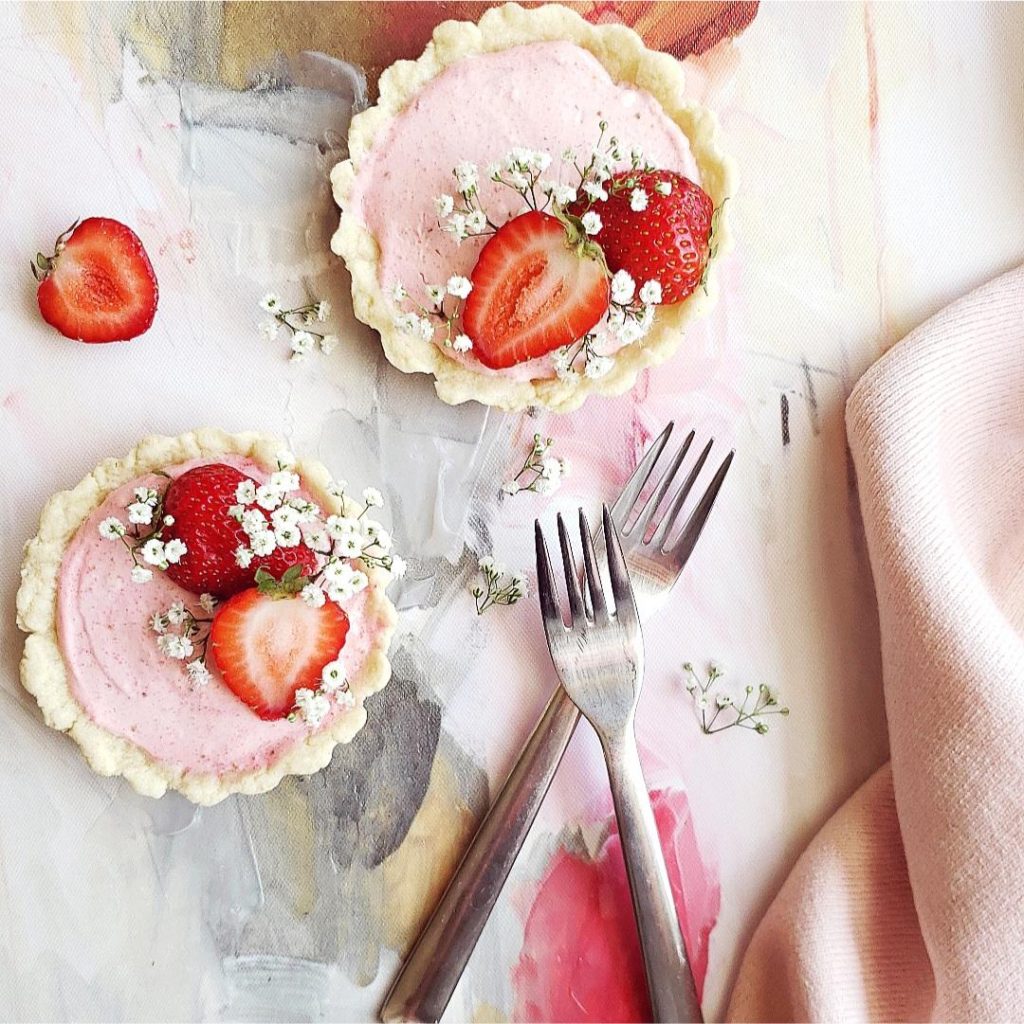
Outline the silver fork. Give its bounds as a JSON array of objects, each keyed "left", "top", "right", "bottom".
[
  {"left": 381, "top": 423, "right": 732, "bottom": 1024},
  {"left": 536, "top": 507, "right": 700, "bottom": 1023}
]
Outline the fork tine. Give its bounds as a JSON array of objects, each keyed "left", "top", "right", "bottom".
[
  {"left": 534, "top": 520, "right": 563, "bottom": 633},
  {"left": 624, "top": 429, "right": 695, "bottom": 540},
  {"left": 602, "top": 505, "right": 639, "bottom": 630},
  {"left": 556, "top": 513, "right": 585, "bottom": 626},
  {"left": 649, "top": 437, "right": 714, "bottom": 551},
  {"left": 578, "top": 510, "right": 609, "bottom": 623},
  {"left": 608, "top": 422, "right": 674, "bottom": 526},
  {"left": 668, "top": 450, "right": 734, "bottom": 561}
]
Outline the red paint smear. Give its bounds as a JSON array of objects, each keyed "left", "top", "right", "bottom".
[{"left": 513, "top": 788, "right": 719, "bottom": 1023}]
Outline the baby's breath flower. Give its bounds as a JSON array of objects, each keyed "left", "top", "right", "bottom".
[
  {"left": 465, "top": 210, "right": 487, "bottom": 233},
  {"left": 320, "top": 659, "right": 346, "bottom": 692},
  {"left": 294, "top": 687, "right": 330, "bottom": 728},
  {"left": 585, "top": 353, "right": 614, "bottom": 379},
  {"left": 472, "top": 557, "right": 527, "bottom": 614},
  {"left": 454, "top": 160, "right": 479, "bottom": 194},
  {"left": 301, "top": 583, "right": 326, "bottom": 608},
  {"left": 319, "top": 334, "right": 338, "bottom": 355},
  {"left": 327, "top": 479, "right": 347, "bottom": 499},
  {"left": 582, "top": 180, "right": 608, "bottom": 202},
  {"left": 235, "top": 545, "right": 254, "bottom": 568},
  {"left": 389, "top": 554, "right": 408, "bottom": 578},
  {"left": 415, "top": 317, "right": 435, "bottom": 343},
  {"left": 326, "top": 564, "right": 369, "bottom": 602},
  {"left": 276, "top": 449, "right": 296, "bottom": 469},
  {"left": 639, "top": 279, "right": 663, "bottom": 305},
  {"left": 274, "top": 524, "right": 301, "bottom": 547},
  {"left": 305, "top": 526, "right": 332, "bottom": 553},
  {"left": 446, "top": 275, "right": 473, "bottom": 299},
  {"left": 434, "top": 194, "right": 455, "bottom": 217},
  {"left": 270, "top": 470, "right": 300, "bottom": 494},
  {"left": 134, "top": 486, "right": 154, "bottom": 503},
  {"left": 258, "top": 318, "right": 279, "bottom": 341},
  {"left": 235, "top": 480, "right": 257, "bottom": 505},
  {"left": 502, "top": 480, "right": 520, "bottom": 496},
  {"left": 362, "top": 487, "right": 384, "bottom": 508},
  {"left": 163, "top": 539, "right": 187, "bottom": 564},
  {"left": 255, "top": 484, "right": 281, "bottom": 511},
  {"left": 290, "top": 330, "right": 315, "bottom": 359},
  {"left": 446, "top": 213, "right": 468, "bottom": 242},
  {"left": 141, "top": 538, "right": 166, "bottom": 565},
  {"left": 250, "top": 531, "right": 276, "bottom": 557},
  {"left": 98, "top": 517, "right": 126, "bottom": 540},
  {"left": 186, "top": 661, "right": 212, "bottom": 687},
  {"left": 165, "top": 601, "right": 187, "bottom": 626},
  {"left": 655, "top": 179, "right": 672, "bottom": 196},
  {"left": 158, "top": 634, "right": 193, "bottom": 661},
  {"left": 335, "top": 534, "right": 362, "bottom": 558},
  {"left": 391, "top": 282, "right": 408, "bottom": 302},
  {"left": 452, "top": 333, "right": 473, "bottom": 353},
  {"left": 610, "top": 269, "right": 636, "bottom": 305},
  {"left": 131, "top": 566, "right": 153, "bottom": 584},
  {"left": 426, "top": 284, "right": 446, "bottom": 307},
  {"left": 259, "top": 292, "right": 282, "bottom": 312},
  {"left": 149, "top": 612, "right": 166, "bottom": 634},
  {"left": 581, "top": 211, "right": 602, "bottom": 235},
  {"left": 543, "top": 181, "right": 578, "bottom": 206},
  {"left": 630, "top": 188, "right": 649, "bottom": 212},
  {"left": 683, "top": 662, "right": 790, "bottom": 736},
  {"left": 199, "top": 593, "right": 217, "bottom": 614},
  {"left": 314, "top": 300, "right": 330, "bottom": 321}
]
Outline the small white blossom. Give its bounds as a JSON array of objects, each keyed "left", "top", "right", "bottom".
[
  {"left": 235, "top": 480, "right": 257, "bottom": 505},
  {"left": 276, "top": 449, "right": 296, "bottom": 469},
  {"left": 465, "top": 209, "right": 487, "bottom": 233},
  {"left": 320, "top": 659, "right": 347, "bottom": 693},
  {"left": 270, "top": 470, "right": 300, "bottom": 494},
  {"left": 610, "top": 270, "right": 636, "bottom": 305},
  {"left": 158, "top": 634, "right": 194, "bottom": 661},
  {"left": 543, "top": 181, "right": 578, "bottom": 206},
  {"left": 255, "top": 485, "right": 282, "bottom": 511},
  {"left": 639, "top": 279, "right": 663, "bottom": 305},
  {"left": 394, "top": 311, "right": 419, "bottom": 333},
  {"left": 300, "top": 583, "right": 326, "bottom": 608},
  {"left": 240, "top": 509, "right": 266, "bottom": 536},
  {"left": 478, "top": 555, "right": 496, "bottom": 573},
  {"left": 290, "top": 330, "right": 315, "bottom": 358},
  {"left": 582, "top": 181, "right": 608, "bottom": 202},
  {"left": 258, "top": 318, "right": 279, "bottom": 341},
  {"left": 389, "top": 554, "right": 408, "bottom": 578},
  {"left": 304, "top": 526, "right": 332, "bottom": 553},
  {"left": 327, "top": 479, "right": 347, "bottom": 499},
  {"left": 540, "top": 456, "right": 562, "bottom": 481},
  {"left": 454, "top": 160, "right": 479, "bottom": 193},
  {"left": 426, "top": 284, "right": 446, "bottom": 307},
  {"left": 452, "top": 333, "right": 473, "bottom": 353},
  {"left": 390, "top": 283, "right": 407, "bottom": 302},
  {"left": 199, "top": 593, "right": 217, "bottom": 614},
  {"left": 505, "top": 147, "right": 533, "bottom": 170},
  {"left": 362, "top": 487, "right": 384, "bottom": 508},
  {"left": 434, "top": 194, "right": 455, "bottom": 217},
  {"left": 163, "top": 514, "right": 175, "bottom": 526},
  {"left": 502, "top": 480, "right": 521, "bottom": 496},
  {"left": 98, "top": 517, "right": 125, "bottom": 540},
  {"left": 294, "top": 688, "right": 331, "bottom": 727},
  {"left": 131, "top": 565, "right": 153, "bottom": 584},
  {"left": 581, "top": 211, "right": 602, "bottom": 235},
  {"left": 314, "top": 300, "right": 330, "bottom": 321},
  {"left": 186, "top": 661, "right": 212, "bottom": 687},
  {"left": 250, "top": 531, "right": 277, "bottom": 556},
  {"left": 506, "top": 169, "right": 529, "bottom": 190},
  {"left": 134, "top": 486, "right": 153, "bottom": 503},
  {"left": 335, "top": 533, "right": 363, "bottom": 558},
  {"left": 585, "top": 354, "right": 614, "bottom": 379},
  {"left": 259, "top": 292, "right": 282, "bottom": 312},
  {"left": 325, "top": 514, "right": 360, "bottom": 539},
  {"left": 163, "top": 539, "right": 187, "bottom": 564},
  {"left": 655, "top": 179, "right": 672, "bottom": 196},
  {"left": 630, "top": 188, "right": 649, "bottom": 212},
  {"left": 141, "top": 538, "right": 166, "bottom": 565},
  {"left": 446, "top": 276, "right": 473, "bottom": 299},
  {"left": 325, "top": 563, "right": 369, "bottom": 602},
  {"left": 274, "top": 524, "right": 301, "bottom": 548},
  {"left": 319, "top": 334, "right": 338, "bottom": 355},
  {"left": 149, "top": 612, "right": 166, "bottom": 634},
  {"left": 445, "top": 213, "right": 468, "bottom": 242},
  {"left": 535, "top": 476, "right": 557, "bottom": 496},
  {"left": 415, "top": 316, "right": 435, "bottom": 343},
  {"left": 165, "top": 601, "right": 187, "bottom": 626},
  {"left": 235, "top": 545, "right": 254, "bottom": 568}
]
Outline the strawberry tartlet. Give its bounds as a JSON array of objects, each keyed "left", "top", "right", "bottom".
[
  {"left": 331, "top": 2, "right": 736, "bottom": 412},
  {"left": 16, "top": 430, "right": 399, "bottom": 805}
]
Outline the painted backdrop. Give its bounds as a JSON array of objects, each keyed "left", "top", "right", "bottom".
[{"left": 1, "top": 2, "right": 1023, "bottom": 1021}]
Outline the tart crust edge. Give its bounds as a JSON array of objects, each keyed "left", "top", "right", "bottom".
[
  {"left": 330, "top": 0, "right": 738, "bottom": 412},
  {"left": 16, "top": 427, "right": 397, "bottom": 806}
]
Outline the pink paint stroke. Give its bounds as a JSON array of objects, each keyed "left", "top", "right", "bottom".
[{"left": 513, "top": 788, "right": 719, "bottom": 1023}]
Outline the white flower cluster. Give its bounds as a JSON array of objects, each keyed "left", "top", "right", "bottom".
[
  {"left": 392, "top": 276, "right": 475, "bottom": 353},
  {"left": 502, "top": 433, "right": 572, "bottom": 498},
  {"left": 471, "top": 556, "right": 528, "bottom": 615},
  {"left": 229, "top": 468, "right": 323, "bottom": 567},
  {"left": 291, "top": 656, "right": 356, "bottom": 728},
  {"left": 258, "top": 293, "right": 338, "bottom": 361},
  {"left": 98, "top": 485, "right": 184, "bottom": 584},
  {"left": 150, "top": 598, "right": 215, "bottom": 686}
]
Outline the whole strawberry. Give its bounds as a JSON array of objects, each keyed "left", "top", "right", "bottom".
[
  {"left": 161, "top": 464, "right": 317, "bottom": 598},
  {"left": 582, "top": 171, "right": 715, "bottom": 305}
]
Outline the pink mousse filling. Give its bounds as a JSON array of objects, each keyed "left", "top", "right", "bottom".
[
  {"left": 57, "top": 455, "right": 389, "bottom": 777},
  {"left": 349, "top": 40, "right": 701, "bottom": 380}
]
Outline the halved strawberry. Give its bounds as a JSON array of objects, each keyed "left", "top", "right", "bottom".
[
  {"left": 462, "top": 211, "right": 609, "bottom": 370},
  {"left": 162, "top": 463, "right": 317, "bottom": 598},
  {"left": 574, "top": 171, "right": 715, "bottom": 304},
  {"left": 210, "top": 588, "right": 349, "bottom": 720},
  {"left": 33, "top": 217, "right": 158, "bottom": 343}
]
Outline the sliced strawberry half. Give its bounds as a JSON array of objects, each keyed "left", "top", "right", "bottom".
[
  {"left": 162, "top": 463, "right": 317, "bottom": 598},
  {"left": 33, "top": 217, "right": 158, "bottom": 343},
  {"left": 210, "top": 588, "right": 350, "bottom": 720},
  {"left": 462, "top": 211, "right": 609, "bottom": 370}
]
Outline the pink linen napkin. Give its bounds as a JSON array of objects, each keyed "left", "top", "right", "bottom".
[{"left": 727, "top": 265, "right": 1024, "bottom": 1022}]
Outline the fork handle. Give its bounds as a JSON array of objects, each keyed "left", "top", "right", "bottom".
[
  {"left": 380, "top": 684, "right": 581, "bottom": 1023},
  {"left": 604, "top": 731, "right": 703, "bottom": 1023}
]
